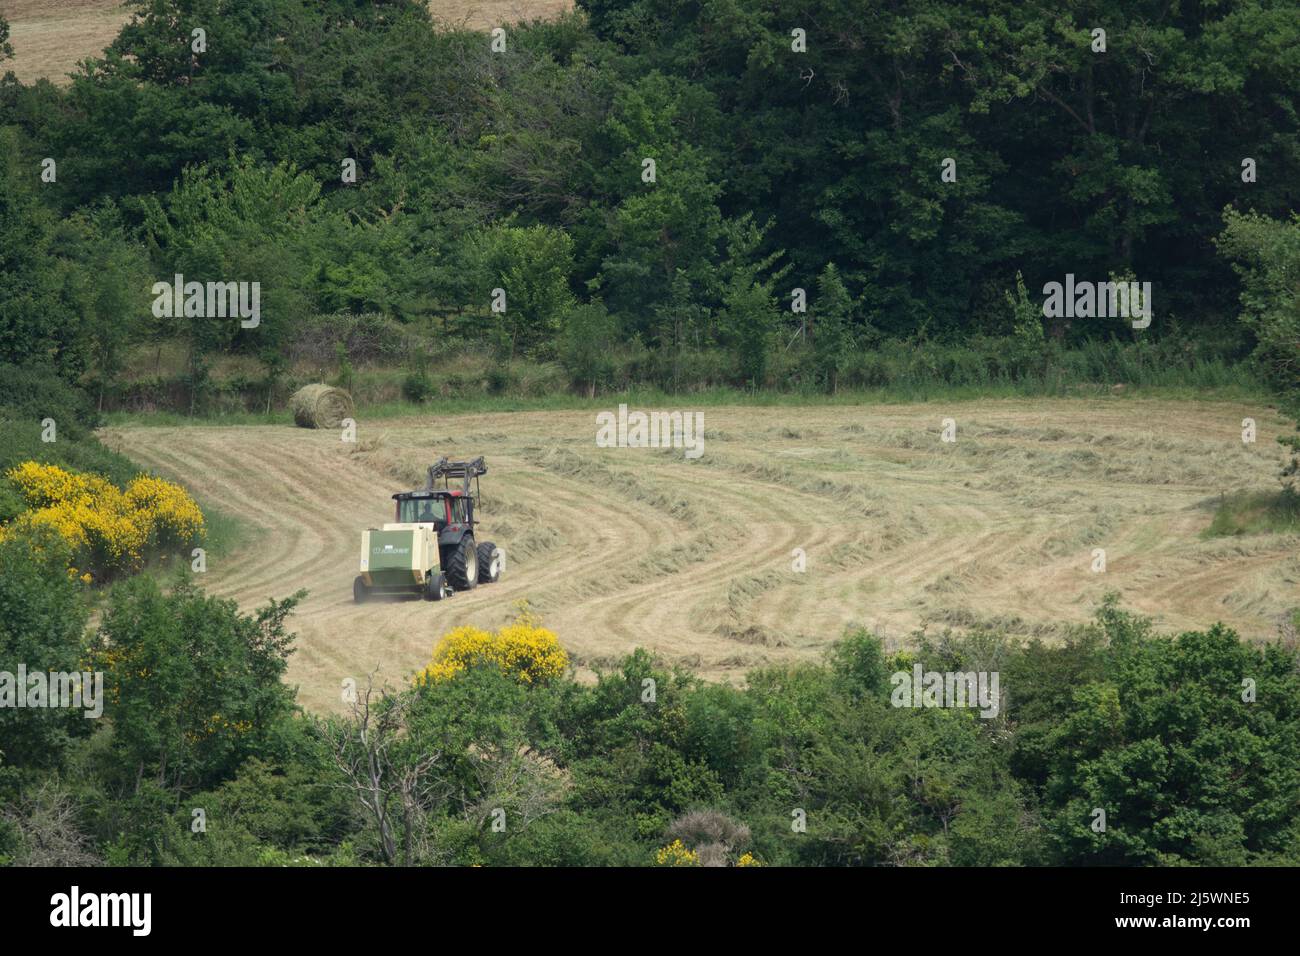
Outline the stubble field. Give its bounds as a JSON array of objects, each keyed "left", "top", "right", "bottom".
[{"left": 101, "top": 397, "right": 1300, "bottom": 713}]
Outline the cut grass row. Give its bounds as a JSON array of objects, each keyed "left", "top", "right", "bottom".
[{"left": 1206, "top": 490, "right": 1300, "bottom": 537}]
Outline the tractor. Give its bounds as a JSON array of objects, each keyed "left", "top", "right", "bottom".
[{"left": 353, "top": 456, "right": 504, "bottom": 602}]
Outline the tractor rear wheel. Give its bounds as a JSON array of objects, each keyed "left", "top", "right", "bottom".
[
  {"left": 446, "top": 535, "right": 478, "bottom": 590},
  {"left": 353, "top": 576, "right": 368, "bottom": 604},
  {"left": 477, "top": 541, "right": 503, "bottom": 584},
  {"left": 424, "top": 571, "right": 445, "bottom": 601}
]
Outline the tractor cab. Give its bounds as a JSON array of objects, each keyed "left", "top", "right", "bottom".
[
  {"left": 393, "top": 492, "right": 449, "bottom": 528},
  {"left": 355, "top": 456, "right": 502, "bottom": 604},
  {"left": 391, "top": 457, "right": 486, "bottom": 532}
]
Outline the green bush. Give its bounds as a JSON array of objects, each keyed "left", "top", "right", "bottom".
[
  {"left": 0, "top": 531, "right": 91, "bottom": 771},
  {"left": 401, "top": 371, "right": 434, "bottom": 403},
  {"left": 0, "top": 363, "right": 99, "bottom": 441},
  {"left": 89, "top": 576, "right": 301, "bottom": 794}
]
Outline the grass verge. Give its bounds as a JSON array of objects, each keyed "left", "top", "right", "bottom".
[{"left": 102, "top": 381, "right": 1273, "bottom": 428}]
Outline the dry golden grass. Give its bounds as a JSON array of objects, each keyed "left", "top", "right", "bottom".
[
  {"left": 426, "top": 0, "right": 571, "bottom": 30},
  {"left": 0, "top": 0, "right": 126, "bottom": 84},
  {"left": 102, "top": 397, "right": 1300, "bottom": 713},
  {"left": 0, "top": 0, "right": 573, "bottom": 85}
]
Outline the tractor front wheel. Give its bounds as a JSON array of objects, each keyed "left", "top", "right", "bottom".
[{"left": 446, "top": 536, "right": 479, "bottom": 590}]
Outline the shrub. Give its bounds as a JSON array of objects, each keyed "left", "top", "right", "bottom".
[
  {"left": 665, "top": 809, "right": 754, "bottom": 866},
  {"left": 654, "top": 839, "right": 698, "bottom": 866},
  {"left": 123, "top": 474, "right": 206, "bottom": 550},
  {"left": 0, "top": 363, "right": 99, "bottom": 441},
  {"left": 0, "top": 530, "right": 90, "bottom": 770},
  {"left": 1, "top": 462, "right": 205, "bottom": 578},
  {"left": 401, "top": 371, "right": 434, "bottom": 403},
  {"left": 415, "top": 604, "right": 568, "bottom": 686},
  {"left": 88, "top": 578, "right": 301, "bottom": 796},
  {"left": 558, "top": 302, "right": 619, "bottom": 396}
]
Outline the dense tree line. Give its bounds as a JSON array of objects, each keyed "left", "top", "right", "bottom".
[{"left": 0, "top": 0, "right": 1297, "bottom": 396}]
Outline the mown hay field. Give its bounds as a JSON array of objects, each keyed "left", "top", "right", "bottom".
[
  {"left": 0, "top": 0, "right": 572, "bottom": 84},
  {"left": 102, "top": 398, "right": 1300, "bottom": 713}
]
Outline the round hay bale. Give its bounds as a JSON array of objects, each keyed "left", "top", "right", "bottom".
[{"left": 290, "top": 384, "right": 354, "bottom": 429}]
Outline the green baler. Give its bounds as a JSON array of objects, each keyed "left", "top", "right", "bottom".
[{"left": 353, "top": 456, "right": 503, "bottom": 602}]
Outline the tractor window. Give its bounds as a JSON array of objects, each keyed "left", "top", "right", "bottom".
[
  {"left": 449, "top": 498, "right": 468, "bottom": 524},
  {"left": 399, "top": 498, "right": 446, "bottom": 526}
]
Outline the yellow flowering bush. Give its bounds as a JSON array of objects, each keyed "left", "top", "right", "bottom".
[
  {"left": 5, "top": 460, "right": 107, "bottom": 508},
  {"left": 415, "top": 604, "right": 568, "bottom": 686},
  {"left": 125, "top": 474, "right": 207, "bottom": 549},
  {"left": 736, "top": 852, "right": 764, "bottom": 867},
  {"left": 655, "top": 840, "right": 699, "bottom": 866},
  {"left": 2, "top": 462, "right": 205, "bottom": 578}
]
